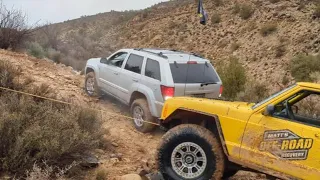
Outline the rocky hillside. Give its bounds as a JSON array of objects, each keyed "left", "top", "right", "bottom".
[{"left": 34, "top": 0, "right": 320, "bottom": 90}]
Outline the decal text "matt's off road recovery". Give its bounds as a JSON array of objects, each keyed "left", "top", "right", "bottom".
[{"left": 259, "top": 130, "right": 313, "bottom": 160}]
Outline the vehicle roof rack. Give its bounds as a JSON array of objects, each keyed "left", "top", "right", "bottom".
[
  {"left": 134, "top": 48, "right": 168, "bottom": 59},
  {"left": 170, "top": 49, "right": 204, "bottom": 59}
]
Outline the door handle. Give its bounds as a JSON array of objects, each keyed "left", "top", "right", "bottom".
[
  {"left": 315, "top": 134, "right": 320, "bottom": 138},
  {"left": 114, "top": 72, "right": 119, "bottom": 75},
  {"left": 132, "top": 79, "right": 138, "bottom": 82}
]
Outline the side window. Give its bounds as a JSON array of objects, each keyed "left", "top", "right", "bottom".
[
  {"left": 124, "top": 54, "right": 144, "bottom": 74},
  {"left": 145, "top": 59, "right": 161, "bottom": 81},
  {"left": 106, "top": 52, "right": 128, "bottom": 68},
  {"left": 294, "top": 93, "right": 320, "bottom": 120},
  {"left": 273, "top": 90, "right": 320, "bottom": 127}
]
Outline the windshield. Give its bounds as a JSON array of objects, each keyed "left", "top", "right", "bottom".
[{"left": 251, "top": 84, "right": 297, "bottom": 109}]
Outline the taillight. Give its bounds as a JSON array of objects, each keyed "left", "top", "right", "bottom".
[
  {"left": 219, "top": 85, "right": 223, "bottom": 98},
  {"left": 161, "top": 85, "right": 174, "bottom": 101}
]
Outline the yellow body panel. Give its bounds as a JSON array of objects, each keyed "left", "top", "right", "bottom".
[{"left": 161, "top": 82, "right": 320, "bottom": 179}]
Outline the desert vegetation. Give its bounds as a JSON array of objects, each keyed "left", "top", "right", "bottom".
[
  {"left": 290, "top": 54, "right": 320, "bottom": 82},
  {"left": 0, "top": 60, "right": 106, "bottom": 178},
  {"left": 0, "top": 1, "right": 35, "bottom": 50}
]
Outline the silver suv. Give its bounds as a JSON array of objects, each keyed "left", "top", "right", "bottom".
[{"left": 84, "top": 48, "right": 223, "bottom": 132}]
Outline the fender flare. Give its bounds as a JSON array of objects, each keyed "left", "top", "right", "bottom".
[
  {"left": 163, "top": 108, "right": 230, "bottom": 156},
  {"left": 130, "top": 86, "right": 160, "bottom": 117}
]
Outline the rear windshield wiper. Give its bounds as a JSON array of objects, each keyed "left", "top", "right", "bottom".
[{"left": 201, "top": 82, "right": 217, "bottom": 87}]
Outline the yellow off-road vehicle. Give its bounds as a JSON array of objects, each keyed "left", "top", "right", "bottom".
[{"left": 156, "top": 82, "right": 320, "bottom": 180}]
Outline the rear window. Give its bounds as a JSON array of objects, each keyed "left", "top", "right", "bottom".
[{"left": 170, "top": 63, "right": 219, "bottom": 83}]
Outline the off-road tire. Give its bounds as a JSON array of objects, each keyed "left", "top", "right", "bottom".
[
  {"left": 156, "top": 124, "right": 225, "bottom": 180},
  {"left": 85, "top": 72, "right": 101, "bottom": 97},
  {"left": 131, "top": 98, "right": 156, "bottom": 133}
]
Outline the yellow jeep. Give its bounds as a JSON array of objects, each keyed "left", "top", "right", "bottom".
[{"left": 156, "top": 82, "right": 320, "bottom": 180}]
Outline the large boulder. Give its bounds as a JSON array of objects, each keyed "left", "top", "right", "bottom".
[{"left": 120, "top": 174, "right": 142, "bottom": 180}]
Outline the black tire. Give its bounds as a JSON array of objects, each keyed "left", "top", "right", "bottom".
[
  {"left": 157, "top": 124, "right": 225, "bottom": 180},
  {"left": 130, "top": 98, "right": 156, "bottom": 133},
  {"left": 85, "top": 72, "right": 101, "bottom": 97}
]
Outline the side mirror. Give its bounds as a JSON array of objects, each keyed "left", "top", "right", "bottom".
[
  {"left": 100, "top": 57, "right": 108, "bottom": 64},
  {"left": 263, "top": 104, "right": 275, "bottom": 116}
]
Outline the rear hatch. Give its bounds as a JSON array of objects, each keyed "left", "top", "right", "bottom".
[{"left": 169, "top": 60, "right": 222, "bottom": 99}]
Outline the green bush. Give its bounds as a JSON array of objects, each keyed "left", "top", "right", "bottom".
[
  {"left": 27, "top": 42, "right": 46, "bottom": 59},
  {"left": 211, "top": 13, "right": 221, "bottom": 24},
  {"left": 47, "top": 48, "right": 62, "bottom": 63},
  {"left": 0, "top": 60, "right": 105, "bottom": 176},
  {"left": 218, "top": 57, "right": 247, "bottom": 100},
  {"left": 260, "top": 23, "right": 277, "bottom": 36},
  {"left": 290, "top": 54, "right": 320, "bottom": 82},
  {"left": 239, "top": 4, "right": 254, "bottom": 20},
  {"left": 237, "top": 80, "right": 269, "bottom": 103}
]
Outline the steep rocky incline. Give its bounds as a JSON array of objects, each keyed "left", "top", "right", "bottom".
[{"left": 49, "top": 0, "right": 319, "bottom": 92}]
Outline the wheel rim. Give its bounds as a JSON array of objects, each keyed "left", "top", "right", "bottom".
[
  {"left": 171, "top": 142, "right": 207, "bottom": 179},
  {"left": 86, "top": 77, "right": 95, "bottom": 95},
  {"left": 133, "top": 106, "right": 144, "bottom": 127}
]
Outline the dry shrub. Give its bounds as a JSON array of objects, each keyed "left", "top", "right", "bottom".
[
  {"left": 0, "top": 60, "right": 105, "bottom": 176},
  {"left": 230, "top": 42, "right": 240, "bottom": 52},
  {"left": 211, "top": 13, "right": 221, "bottom": 24},
  {"left": 0, "top": 2, "right": 34, "bottom": 50},
  {"left": 213, "top": 0, "right": 223, "bottom": 6},
  {"left": 0, "top": 61, "right": 21, "bottom": 89},
  {"left": 237, "top": 80, "right": 269, "bottom": 103},
  {"left": 314, "top": 4, "right": 320, "bottom": 18},
  {"left": 27, "top": 42, "right": 46, "bottom": 59},
  {"left": 260, "top": 23, "right": 277, "bottom": 37},
  {"left": 233, "top": 2, "right": 240, "bottom": 14},
  {"left": 26, "top": 162, "right": 76, "bottom": 180},
  {"left": 290, "top": 54, "right": 320, "bottom": 82},
  {"left": 239, "top": 4, "right": 254, "bottom": 20},
  {"left": 282, "top": 75, "right": 290, "bottom": 85},
  {"left": 95, "top": 168, "right": 108, "bottom": 180},
  {"left": 269, "top": 0, "right": 280, "bottom": 3},
  {"left": 47, "top": 48, "right": 62, "bottom": 63},
  {"left": 310, "top": 71, "right": 320, "bottom": 83},
  {"left": 275, "top": 43, "right": 286, "bottom": 57}
]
